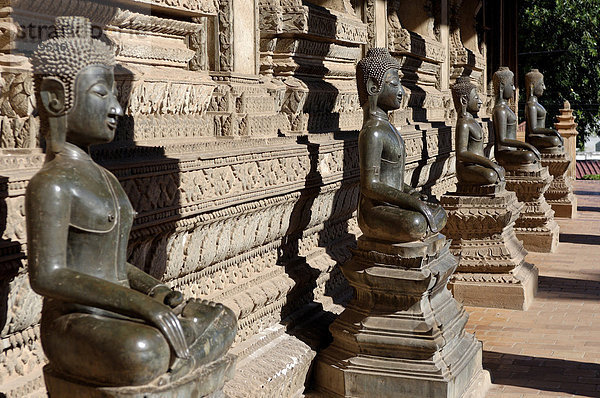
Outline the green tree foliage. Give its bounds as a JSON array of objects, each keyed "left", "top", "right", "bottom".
[{"left": 518, "top": 0, "right": 600, "bottom": 148}]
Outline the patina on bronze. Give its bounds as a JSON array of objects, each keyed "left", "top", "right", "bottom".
[
  {"left": 525, "top": 68, "right": 564, "bottom": 153},
  {"left": 26, "top": 16, "right": 236, "bottom": 389},
  {"left": 492, "top": 67, "right": 541, "bottom": 168},
  {"left": 451, "top": 76, "right": 504, "bottom": 187},
  {"left": 356, "top": 48, "right": 446, "bottom": 242}
]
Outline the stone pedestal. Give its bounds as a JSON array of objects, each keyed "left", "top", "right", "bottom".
[
  {"left": 441, "top": 182, "right": 538, "bottom": 310},
  {"left": 502, "top": 164, "right": 559, "bottom": 253},
  {"left": 542, "top": 152, "right": 577, "bottom": 218},
  {"left": 43, "top": 355, "right": 236, "bottom": 398},
  {"left": 314, "top": 234, "right": 490, "bottom": 398}
]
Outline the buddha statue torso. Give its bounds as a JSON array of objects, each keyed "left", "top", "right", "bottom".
[
  {"left": 524, "top": 68, "right": 564, "bottom": 154},
  {"left": 452, "top": 77, "right": 504, "bottom": 187},
  {"left": 496, "top": 104, "right": 517, "bottom": 151},
  {"left": 492, "top": 67, "right": 541, "bottom": 168},
  {"left": 39, "top": 143, "right": 133, "bottom": 316},
  {"left": 356, "top": 48, "right": 446, "bottom": 243}
]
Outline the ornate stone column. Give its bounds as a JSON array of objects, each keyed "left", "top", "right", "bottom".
[
  {"left": 441, "top": 182, "right": 538, "bottom": 310},
  {"left": 547, "top": 101, "right": 578, "bottom": 218},
  {"left": 554, "top": 101, "right": 578, "bottom": 179}
]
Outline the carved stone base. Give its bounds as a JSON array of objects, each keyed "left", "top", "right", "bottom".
[
  {"left": 450, "top": 263, "right": 538, "bottom": 310},
  {"left": 440, "top": 184, "right": 537, "bottom": 310},
  {"left": 313, "top": 234, "right": 490, "bottom": 398},
  {"left": 502, "top": 166, "right": 559, "bottom": 253},
  {"left": 541, "top": 152, "right": 577, "bottom": 218},
  {"left": 43, "top": 355, "right": 236, "bottom": 398}
]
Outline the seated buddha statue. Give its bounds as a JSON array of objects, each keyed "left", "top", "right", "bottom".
[
  {"left": 525, "top": 68, "right": 564, "bottom": 153},
  {"left": 492, "top": 67, "right": 541, "bottom": 168},
  {"left": 452, "top": 77, "right": 505, "bottom": 186},
  {"left": 356, "top": 48, "right": 446, "bottom": 243},
  {"left": 26, "top": 17, "right": 236, "bottom": 388}
]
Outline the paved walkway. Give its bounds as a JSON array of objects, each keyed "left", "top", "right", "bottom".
[{"left": 465, "top": 180, "right": 600, "bottom": 398}]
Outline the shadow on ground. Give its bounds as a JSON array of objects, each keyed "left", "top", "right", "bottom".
[
  {"left": 559, "top": 233, "right": 600, "bottom": 246},
  {"left": 484, "top": 351, "right": 600, "bottom": 397},
  {"left": 574, "top": 190, "right": 600, "bottom": 196},
  {"left": 578, "top": 206, "right": 600, "bottom": 212},
  {"left": 536, "top": 275, "right": 600, "bottom": 300}
]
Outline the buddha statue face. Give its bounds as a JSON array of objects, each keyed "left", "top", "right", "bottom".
[
  {"left": 369, "top": 68, "right": 404, "bottom": 112},
  {"left": 66, "top": 65, "right": 123, "bottom": 147},
  {"left": 356, "top": 48, "right": 404, "bottom": 114},
  {"left": 466, "top": 87, "right": 482, "bottom": 114},
  {"left": 452, "top": 77, "right": 480, "bottom": 116},
  {"left": 533, "top": 76, "right": 545, "bottom": 97},
  {"left": 502, "top": 78, "right": 516, "bottom": 99},
  {"left": 32, "top": 16, "right": 122, "bottom": 152},
  {"left": 525, "top": 69, "right": 545, "bottom": 99},
  {"left": 493, "top": 67, "right": 515, "bottom": 101}
]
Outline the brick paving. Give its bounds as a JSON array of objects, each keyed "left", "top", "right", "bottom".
[{"left": 465, "top": 180, "right": 600, "bottom": 398}]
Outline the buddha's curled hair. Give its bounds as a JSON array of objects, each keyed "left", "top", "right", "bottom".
[
  {"left": 356, "top": 48, "right": 401, "bottom": 107},
  {"left": 451, "top": 76, "right": 476, "bottom": 113},
  {"left": 31, "top": 16, "right": 115, "bottom": 113}
]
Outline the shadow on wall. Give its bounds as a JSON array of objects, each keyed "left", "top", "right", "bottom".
[{"left": 94, "top": 65, "right": 183, "bottom": 284}]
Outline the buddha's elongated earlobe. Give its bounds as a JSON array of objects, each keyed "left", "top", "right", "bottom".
[
  {"left": 369, "top": 93, "right": 378, "bottom": 116},
  {"left": 47, "top": 116, "right": 67, "bottom": 155},
  {"left": 460, "top": 96, "right": 468, "bottom": 117}
]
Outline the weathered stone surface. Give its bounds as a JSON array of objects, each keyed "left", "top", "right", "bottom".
[
  {"left": 503, "top": 166, "right": 559, "bottom": 253},
  {"left": 0, "top": 1, "right": 498, "bottom": 396},
  {"left": 313, "top": 234, "right": 490, "bottom": 397},
  {"left": 541, "top": 152, "right": 577, "bottom": 218}
]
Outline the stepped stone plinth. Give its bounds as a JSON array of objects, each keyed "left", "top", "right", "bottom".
[
  {"left": 541, "top": 152, "right": 577, "bottom": 218},
  {"left": 314, "top": 234, "right": 490, "bottom": 398},
  {"left": 441, "top": 181, "right": 538, "bottom": 310},
  {"left": 502, "top": 163, "right": 559, "bottom": 253}
]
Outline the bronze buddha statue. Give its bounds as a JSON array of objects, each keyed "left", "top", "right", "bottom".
[
  {"left": 492, "top": 67, "right": 541, "bottom": 168},
  {"left": 26, "top": 17, "right": 236, "bottom": 388},
  {"left": 356, "top": 48, "right": 446, "bottom": 242},
  {"left": 452, "top": 76, "right": 504, "bottom": 186},
  {"left": 525, "top": 68, "right": 564, "bottom": 153}
]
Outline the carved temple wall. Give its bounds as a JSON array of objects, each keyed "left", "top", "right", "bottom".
[{"left": 0, "top": 1, "right": 499, "bottom": 396}]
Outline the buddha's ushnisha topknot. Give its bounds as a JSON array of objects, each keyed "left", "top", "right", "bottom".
[
  {"left": 356, "top": 48, "right": 401, "bottom": 106},
  {"left": 493, "top": 66, "right": 514, "bottom": 96},
  {"left": 31, "top": 16, "right": 115, "bottom": 113},
  {"left": 451, "top": 76, "right": 476, "bottom": 113}
]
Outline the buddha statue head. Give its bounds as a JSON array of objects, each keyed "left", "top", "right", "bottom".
[
  {"left": 451, "top": 76, "right": 481, "bottom": 117},
  {"left": 356, "top": 47, "right": 405, "bottom": 114},
  {"left": 525, "top": 68, "right": 545, "bottom": 99},
  {"left": 493, "top": 66, "right": 515, "bottom": 101},
  {"left": 32, "top": 16, "right": 123, "bottom": 155}
]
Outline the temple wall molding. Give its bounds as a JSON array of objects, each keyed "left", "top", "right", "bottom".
[{"left": 0, "top": 1, "right": 497, "bottom": 395}]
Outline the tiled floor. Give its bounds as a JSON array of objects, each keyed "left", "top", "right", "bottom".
[{"left": 465, "top": 180, "right": 600, "bottom": 398}]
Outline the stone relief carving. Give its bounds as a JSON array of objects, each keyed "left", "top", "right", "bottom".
[{"left": 0, "top": 0, "right": 492, "bottom": 395}]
